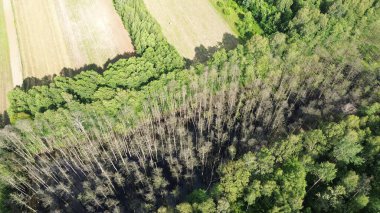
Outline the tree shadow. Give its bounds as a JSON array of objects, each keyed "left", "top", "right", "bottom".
[
  {"left": 0, "top": 111, "right": 10, "bottom": 128},
  {"left": 103, "top": 52, "right": 135, "bottom": 70},
  {"left": 21, "top": 75, "right": 56, "bottom": 90},
  {"left": 192, "top": 33, "right": 239, "bottom": 64},
  {"left": 0, "top": 52, "right": 136, "bottom": 128},
  {"left": 17, "top": 32, "right": 236, "bottom": 90},
  {"left": 60, "top": 64, "right": 103, "bottom": 79},
  {"left": 21, "top": 52, "right": 135, "bottom": 91}
]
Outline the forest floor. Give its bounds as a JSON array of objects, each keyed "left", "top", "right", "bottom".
[
  {"left": 0, "top": 0, "right": 14, "bottom": 112},
  {"left": 143, "top": 0, "right": 236, "bottom": 59}
]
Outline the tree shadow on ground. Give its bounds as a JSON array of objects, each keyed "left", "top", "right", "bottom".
[
  {"left": 21, "top": 52, "right": 135, "bottom": 91},
  {"left": 0, "top": 52, "right": 135, "bottom": 127},
  {"left": 0, "top": 111, "right": 10, "bottom": 128},
  {"left": 192, "top": 33, "right": 239, "bottom": 64},
  {"left": 18, "top": 33, "right": 237, "bottom": 89}
]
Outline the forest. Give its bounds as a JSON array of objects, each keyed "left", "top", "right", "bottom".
[{"left": 0, "top": 0, "right": 379, "bottom": 212}]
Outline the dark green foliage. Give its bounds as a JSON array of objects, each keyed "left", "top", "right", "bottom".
[
  {"left": 1, "top": 60, "right": 378, "bottom": 211},
  {"left": 7, "top": 0, "right": 184, "bottom": 122},
  {"left": 7, "top": 0, "right": 380, "bottom": 130},
  {"left": 236, "top": 0, "right": 295, "bottom": 33},
  {"left": 177, "top": 105, "right": 380, "bottom": 212},
  {"left": 0, "top": 0, "right": 379, "bottom": 212},
  {"left": 212, "top": 0, "right": 263, "bottom": 39}
]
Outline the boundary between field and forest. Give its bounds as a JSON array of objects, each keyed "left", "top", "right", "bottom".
[
  {"left": 6, "top": 0, "right": 185, "bottom": 122},
  {"left": 0, "top": 0, "right": 379, "bottom": 211},
  {"left": 143, "top": 0, "right": 236, "bottom": 59},
  {"left": 0, "top": 0, "right": 21, "bottom": 117},
  {"left": 209, "top": 0, "right": 263, "bottom": 39},
  {"left": 1, "top": 0, "right": 137, "bottom": 113},
  {"left": 6, "top": 0, "right": 258, "bottom": 124},
  {"left": 4, "top": 0, "right": 379, "bottom": 144}
]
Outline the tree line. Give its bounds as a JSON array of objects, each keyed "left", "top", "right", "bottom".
[
  {"left": 7, "top": 0, "right": 184, "bottom": 123},
  {"left": 1, "top": 66, "right": 378, "bottom": 211},
  {"left": 1, "top": 30, "right": 379, "bottom": 210},
  {"left": 0, "top": 0, "right": 379, "bottom": 211}
]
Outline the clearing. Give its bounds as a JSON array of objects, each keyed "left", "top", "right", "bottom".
[{"left": 143, "top": 0, "right": 236, "bottom": 59}]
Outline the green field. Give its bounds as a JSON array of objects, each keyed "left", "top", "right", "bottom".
[{"left": 0, "top": 0, "right": 12, "bottom": 112}]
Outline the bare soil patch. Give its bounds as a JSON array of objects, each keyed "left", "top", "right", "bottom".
[{"left": 143, "top": 0, "right": 235, "bottom": 59}]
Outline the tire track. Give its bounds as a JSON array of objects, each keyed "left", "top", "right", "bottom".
[{"left": 3, "top": 0, "right": 22, "bottom": 86}]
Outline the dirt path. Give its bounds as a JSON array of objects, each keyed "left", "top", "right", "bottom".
[{"left": 3, "top": 0, "right": 22, "bottom": 86}]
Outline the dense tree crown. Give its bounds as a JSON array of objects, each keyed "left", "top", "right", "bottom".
[
  {"left": 172, "top": 103, "right": 380, "bottom": 212},
  {"left": 0, "top": 0, "right": 379, "bottom": 212}
]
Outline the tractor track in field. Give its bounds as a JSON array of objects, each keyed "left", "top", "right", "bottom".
[{"left": 3, "top": 0, "right": 22, "bottom": 87}]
